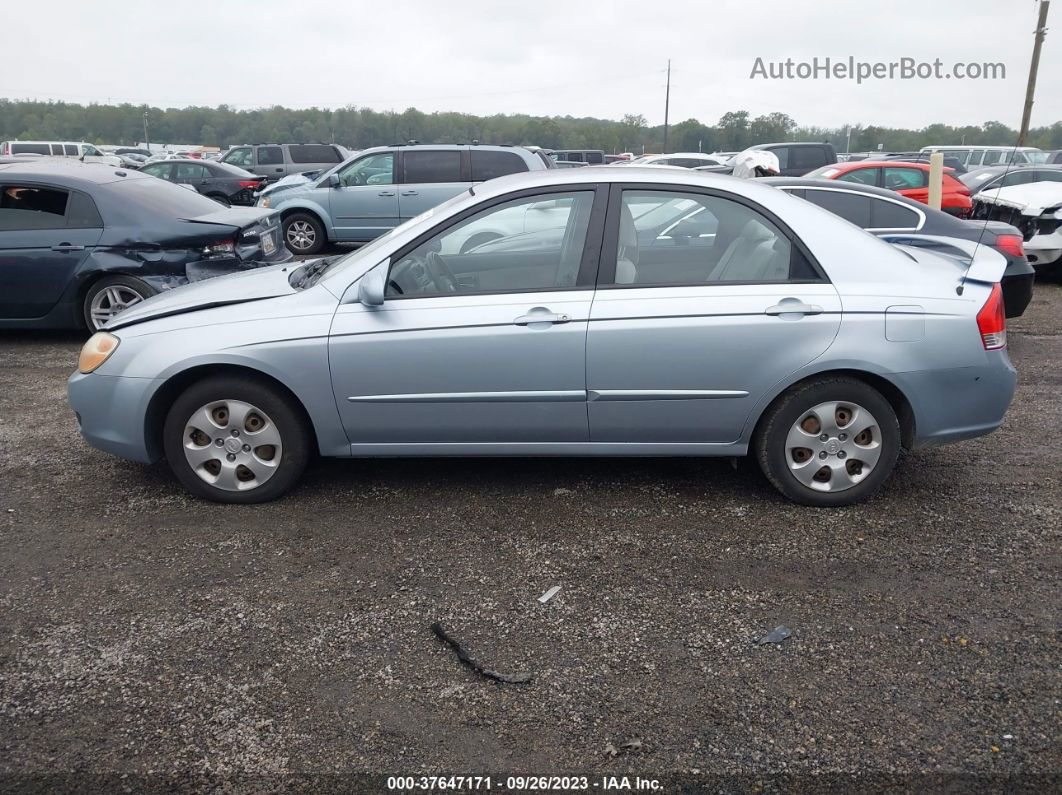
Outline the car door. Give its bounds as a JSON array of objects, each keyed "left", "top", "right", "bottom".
[
  {"left": 397, "top": 149, "right": 471, "bottom": 220},
  {"left": 0, "top": 183, "right": 103, "bottom": 319},
  {"left": 252, "top": 145, "right": 286, "bottom": 181},
  {"left": 327, "top": 152, "right": 400, "bottom": 240},
  {"left": 884, "top": 167, "right": 928, "bottom": 202},
  {"left": 585, "top": 185, "right": 841, "bottom": 444},
  {"left": 328, "top": 185, "right": 605, "bottom": 448},
  {"left": 172, "top": 162, "right": 212, "bottom": 194}
]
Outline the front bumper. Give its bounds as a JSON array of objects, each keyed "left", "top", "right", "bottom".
[{"left": 68, "top": 371, "right": 162, "bottom": 464}]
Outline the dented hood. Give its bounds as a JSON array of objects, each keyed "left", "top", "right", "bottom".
[
  {"left": 105, "top": 261, "right": 298, "bottom": 330},
  {"left": 976, "top": 182, "right": 1062, "bottom": 216}
]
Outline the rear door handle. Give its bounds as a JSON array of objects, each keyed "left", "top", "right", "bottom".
[
  {"left": 765, "top": 302, "right": 823, "bottom": 316},
  {"left": 51, "top": 244, "right": 85, "bottom": 252},
  {"left": 514, "top": 311, "right": 571, "bottom": 326},
  {"left": 401, "top": 190, "right": 419, "bottom": 196},
  {"left": 378, "top": 190, "right": 396, "bottom": 197}
]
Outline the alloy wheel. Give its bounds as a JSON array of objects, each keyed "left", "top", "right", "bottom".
[
  {"left": 785, "top": 400, "right": 882, "bottom": 492},
  {"left": 89, "top": 285, "right": 145, "bottom": 329},
  {"left": 182, "top": 399, "right": 283, "bottom": 491},
  {"left": 286, "top": 220, "right": 316, "bottom": 251}
]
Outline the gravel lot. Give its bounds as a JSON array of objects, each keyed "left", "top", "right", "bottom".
[{"left": 1, "top": 281, "right": 1060, "bottom": 791}]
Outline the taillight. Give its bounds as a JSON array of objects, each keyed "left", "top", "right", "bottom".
[
  {"left": 976, "top": 283, "right": 1006, "bottom": 350},
  {"left": 238, "top": 180, "right": 260, "bottom": 189},
  {"left": 201, "top": 239, "right": 235, "bottom": 258},
  {"left": 994, "top": 234, "right": 1024, "bottom": 259},
  {"left": 1, "top": 142, "right": 7, "bottom": 155}
]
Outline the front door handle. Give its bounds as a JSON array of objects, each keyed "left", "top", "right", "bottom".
[
  {"left": 51, "top": 244, "right": 85, "bottom": 252},
  {"left": 378, "top": 190, "right": 396, "bottom": 197},
  {"left": 401, "top": 190, "right": 419, "bottom": 196},
  {"left": 765, "top": 301, "right": 823, "bottom": 316},
  {"left": 514, "top": 310, "right": 571, "bottom": 326}
]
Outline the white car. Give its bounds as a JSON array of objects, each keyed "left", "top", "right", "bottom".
[
  {"left": 974, "top": 182, "right": 1062, "bottom": 274},
  {"left": 0, "top": 140, "right": 121, "bottom": 166},
  {"left": 622, "top": 153, "right": 727, "bottom": 169}
]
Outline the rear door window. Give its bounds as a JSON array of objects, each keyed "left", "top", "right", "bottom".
[
  {"left": 870, "top": 199, "right": 921, "bottom": 230},
  {"left": 402, "top": 150, "right": 463, "bottom": 184},
  {"left": 802, "top": 188, "right": 872, "bottom": 227},
  {"left": 256, "top": 146, "right": 284, "bottom": 165},
  {"left": 884, "top": 167, "right": 926, "bottom": 190},
  {"left": 0, "top": 185, "right": 69, "bottom": 229},
  {"left": 470, "top": 150, "right": 528, "bottom": 181},
  {"left": 50, "top": 144, "right": 65, "bottom": 156},
  {"left": 585, "top": 152, "right": 604, "bottom": 164},
  {"left": 289, "top": 144, "right": 342, "bottom": 164},
  {"left": 64, "top": 144, "right": 78, "bottom": 155},
  {"left": 790, "top": 147, "right": 828, "bottom": 171}
]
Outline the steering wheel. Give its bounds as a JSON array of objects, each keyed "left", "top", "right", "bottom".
[{"left": 425, "top": 250, "right": 459, "bottom": 293}]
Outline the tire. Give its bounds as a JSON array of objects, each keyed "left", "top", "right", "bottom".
[
  {"left": 283, "top": 212, "right": 326, "bottom": 255},
  {"left": 209, "top": 194, "right": 231, "bottom": 207},
  {"left": 83, "top": 275, "right": 157, "bottom": 332},
  {"left": 753, "top": 376, "right": 901, "bottom": 507},
  {"left": 162, "top": 374, "right": 312, "bottom": 504}
]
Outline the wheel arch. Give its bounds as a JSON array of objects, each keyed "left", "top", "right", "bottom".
[
  {"left": 143, "top": 363, "right": 319, "bottom": 462},
  {"left": 750, "top": 368, "right": 917, "bottom": 450}
]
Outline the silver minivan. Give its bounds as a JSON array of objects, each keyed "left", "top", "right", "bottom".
[
  {"left": 0, "top": 141, "right": 121, "bottom": 166},
  {"left": 219, "top": 143, "right": 350, "bottom": 183}
]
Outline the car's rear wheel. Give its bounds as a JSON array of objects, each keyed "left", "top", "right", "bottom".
[
  {"left": 163, "top": 375, "right": 311, "bottom": 503},
  {"left": 283, "top": 212, "right": 326, "bottom": 255},
  {"left": 83, "top": 275, "right": 157, "bottom": 331},
  {"left": 209, "top": 194, "right": 231, "bottom": 207},
  {"left": 754, "top": 377, "right": 900, "bottom": 507}
]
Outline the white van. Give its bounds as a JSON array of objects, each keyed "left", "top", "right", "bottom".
[
  {"left": 0, "top": 141, "right": 122, "bottom": 166},
  {"left": 919, "top": 145, "right": 1048, "bottom": 167}
]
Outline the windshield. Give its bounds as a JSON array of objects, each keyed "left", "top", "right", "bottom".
[{"left": 1026, "top": 151, "right": 1050, "bottom": 164}]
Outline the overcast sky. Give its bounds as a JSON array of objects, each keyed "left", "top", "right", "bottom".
[{"left": 5, "top": 0, "right": 1059, "bottom": 130}]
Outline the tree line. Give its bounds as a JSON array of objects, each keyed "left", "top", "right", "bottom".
[{"left": 2, "top": 99, "right": 1061, "bottom": 154}]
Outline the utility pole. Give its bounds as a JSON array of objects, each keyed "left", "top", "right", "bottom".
[
  {"left": 1019, "top": 0, "right": 1050, "bottom": 146},
  {"left": 662, "top": 60, "right": 671, "bottom": 153},
  {"left": 142, "top": 111, "right": 150, "bottom": 150}
]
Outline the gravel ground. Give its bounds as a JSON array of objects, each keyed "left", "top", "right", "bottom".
[{"left": 0, "top": 282, "right": 1060, "bottom": 792}]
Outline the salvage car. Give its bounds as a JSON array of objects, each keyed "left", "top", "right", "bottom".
[
  {"left": 140, "top": 158, "right": 266, "bottom": 206},
  {"left": 0, "top": 160, "right": 291, "bottom": 331},
  {"left": 69, "top": 168, "right": 1016, "bottom": 507},
  {"left": 959, "top": 164, "right": 1062, "bottom": 196},
  {"left": 806, "top": 161, "right": 973, "bottom": 217},
  {"left": 765, "top": 177, "right": 1034, "bottom": 317},
  {"left": 972, "top": 182, "right": 1062, "bottom": 276},
  {"left": 261, "top": 144, "right": 551, "bottom": 255}
]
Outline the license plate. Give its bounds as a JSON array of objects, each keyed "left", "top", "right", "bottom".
[{"left": 262, "top": 231, "right": 276, "bottom": 255}]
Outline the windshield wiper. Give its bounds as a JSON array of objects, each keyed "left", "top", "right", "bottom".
[{"left": 290, "top": 255, "right": 341, "bottom": 289}]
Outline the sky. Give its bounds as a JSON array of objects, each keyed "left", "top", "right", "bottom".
[{"left": 4, "top": 0, "right": 1059, "bottom": 130}]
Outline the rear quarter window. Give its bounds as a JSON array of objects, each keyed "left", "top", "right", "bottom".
[
  {"left": 470, "top": 150, "right": 528, "bottom": 181},
  {"left": 402, "top": 150, "right": 463, "bottom": 184},
  {"left": 289, "top": 144, "right": 342, "bottom": 164},
  {"left": 803, "top": 188, "right": 872, "bottom": 228},
  {"left": 11, "top": 143, "right": 51, "bottom": 155},
  {"left": 870, "top": 199, "right": 920, "bottom": 230}
]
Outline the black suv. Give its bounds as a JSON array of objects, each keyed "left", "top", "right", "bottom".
[{"left": 748, "top": 142, "right": 838, "bottom": 176}]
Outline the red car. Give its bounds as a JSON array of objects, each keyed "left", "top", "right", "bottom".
[{"left": 806, "top": 160, "right": 973, "bottom": 217}]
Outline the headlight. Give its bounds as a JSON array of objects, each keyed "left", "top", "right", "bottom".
[
  {"left": 259, "top": 196, "right": 271, "bottom": 208},
  {"left": 78, "top": 332, "right": 120, "bottom": 373}
]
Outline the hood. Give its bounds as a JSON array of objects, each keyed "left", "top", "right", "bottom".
[
  {"left": 106, "top": 262, "right": 297, "bottom": 330},
  {"left": 976, "top": 182, "right": 1062, "bottom": 216}
]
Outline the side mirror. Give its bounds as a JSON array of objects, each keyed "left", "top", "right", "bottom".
[
  {"left": 328, "top": 173, "right": 341, "bottom": 188},
  {"left": 357, "top": 263, "right": 386, "bottom": 306}
]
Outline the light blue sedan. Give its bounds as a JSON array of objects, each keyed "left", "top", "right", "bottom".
[{"left": 69, "top": 168, "right": 1016, "bottom": 506}]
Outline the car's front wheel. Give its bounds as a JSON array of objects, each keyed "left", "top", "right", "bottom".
[
  {"left": 163, "top": 375, "right": 311, "bottom": 503},
  {"left": 83, "top": 275, "right": 157, "bottom": 331},
  {"left": 283, "top": 212, "right": 326, "bottom": 255},
  {"left": 754, "top": 376, "right": 901, "bottom": 507}
]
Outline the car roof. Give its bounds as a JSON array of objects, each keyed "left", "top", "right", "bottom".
[
  {"left": 750, "top": 142, "right": 831, "bottom": 149},
  {"left": 762, "top": 176, "right": 926, "bottom": 202},
  {"left": 965, "top": 163, "right": 1062, "bottom": 175},
  {"left": 0, "top": 159, "right": 150, "bottom": 186}
]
